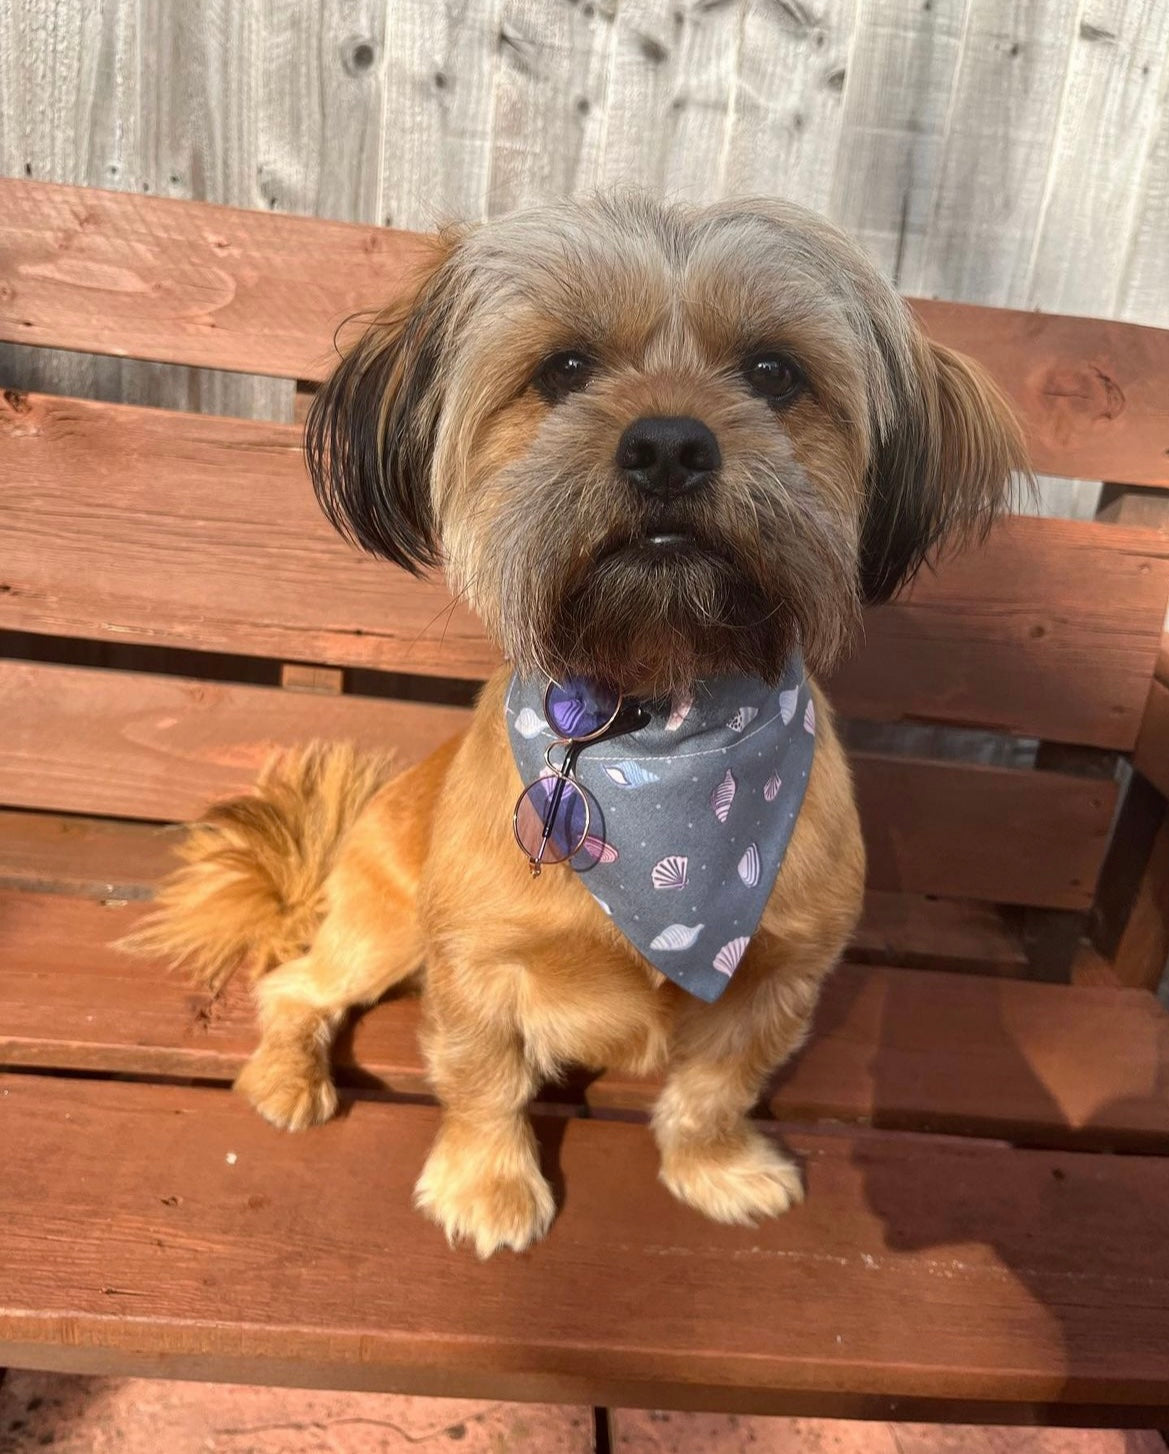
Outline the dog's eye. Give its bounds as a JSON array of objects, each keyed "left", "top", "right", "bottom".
[
  {"left": 534, "top": 350, "right": 594, "bottom": 403},
  {"left": 743, "top": 352, "right": 806, "bottom": 407}
]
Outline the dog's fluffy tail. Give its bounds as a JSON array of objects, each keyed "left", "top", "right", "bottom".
[{"left": 121, "top": 742, "right": 397, "bottom": 992}]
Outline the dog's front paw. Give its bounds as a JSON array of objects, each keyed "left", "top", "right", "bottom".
[
  {"left": 414, "top": 1131, "right": 556, "bottom": 1258},
  {"left": 659, "top": 1129, "right": 804, "bottom": 1225},
  {"left": 235, "top": 1047, "right": 339, "bottom": 1131}
]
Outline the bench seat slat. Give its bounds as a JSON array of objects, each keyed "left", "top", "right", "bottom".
[
  {"left": 2, "top": 1073, "right": 1168, "bottom": 1421},
  {"left": 2, "top": 887, "right": 1165, "bottom": 1152},
  {"left": 4, "top": 180, "right": 1169, "bottom": 488},
  {"left": 4, "top": 390, "right": 1168, "bottom": 748},
  {"left": 0, "top": 659, "right": 1115, "bottom": 907}
]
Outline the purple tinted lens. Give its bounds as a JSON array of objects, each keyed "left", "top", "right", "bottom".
[
  {"left": 545, "top": 677, "right": 620, "bottom": 739},
  {"left": 514, "top": 774, "right": 591, "bottom": 864}
]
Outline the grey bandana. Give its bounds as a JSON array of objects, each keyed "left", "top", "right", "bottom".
[{"left": 505, "top": 659, "right": 816, "bottom": 1002}]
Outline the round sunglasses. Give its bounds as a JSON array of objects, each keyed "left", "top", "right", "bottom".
[{"left": 513, "top": 677, "right": 648, "bottom": 876}]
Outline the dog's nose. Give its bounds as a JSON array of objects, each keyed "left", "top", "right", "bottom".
[{"left": 616, "top": 416, "right": 721, "bottom": 499}]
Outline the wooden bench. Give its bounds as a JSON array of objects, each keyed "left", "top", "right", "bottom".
[{"left": 2, "top": 178, "right": 1169, "bottom": 1427}]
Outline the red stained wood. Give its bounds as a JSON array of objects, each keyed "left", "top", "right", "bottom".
[
  {"left": 0, "top": 810, "right": 1024, "bottom": 976},
  {"left": 826, "top": 516, "right": 1169, "bottom": 750},
  {"left": 1107, "top": 819, "right": 1169, "bottom": 993},
  {"left": 0, "top": 660, "right": 1114, "bottom": 907},
  {"left": 2, "top": 1074, "right": 1168, "bottom": 1420},
  {"left": 0, "top": 179, "right": 431, "bottom": 380},
  {"left": 5, "top": 176, "right": 1169, "bottom": 1423},
  {"left": 0, "top": 658, "right": 468, "bottom": 822},
  {"left": 2, "top": 889, "right": 1165, "bottom": 1153},
  {"left": 0, "top": 810, "right": 175, "bottom": 899},
  {"left": 3, "top": 182, "right": 1169, "bottom": 487},
  {"left": 0, "top": 391, "right": 496, "bottom": 682},
  {"left": 1135, "top": 676, "right": 1169, "bottom": 800},
  {"left": 852, "top": 753, "right": 1116, "bottom": 910},
  {"left": 3, "top": 390, "right": 1167, "bottom": 747},
  {"left": 848, "top": 891, "right": 1028, "bottom": 975},
  {"left": 911, "top": 299, "right": 1169, "bottom": 488}
]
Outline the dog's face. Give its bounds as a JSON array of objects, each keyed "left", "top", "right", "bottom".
[{"left": 308, "top": 196, "right": 1027, "bottom": 696}]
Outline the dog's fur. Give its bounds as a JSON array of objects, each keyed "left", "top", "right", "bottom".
[{"left": 125, "top": 195, "right": 1028, "bottom": 1257}]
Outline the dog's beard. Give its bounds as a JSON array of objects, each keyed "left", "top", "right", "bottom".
[
  {"left": 459, "top": 456, "right": 861, "bottom": 696},
  {"left": 542, "top": 540, "right": 800, "bottom": 698}
]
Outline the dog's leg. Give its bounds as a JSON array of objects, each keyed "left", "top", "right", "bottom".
[
  {"left": 233, "top": 770, "right": 437, "bottom": 1131},
  {"left": 652, "top": 961, "right": 825, "bottom": 1224},
  {"left": 234, "top": 878, "right": 423, "bottom": 1130},
  {"left": 413, "top": 975, "right": 554, "bottom": 1258},
  {"left": 233, "top": 739, "right": 458, "bottom": 1131},
  {"left": 232, "top": 964, "right": 348, "bottom": 1132}
]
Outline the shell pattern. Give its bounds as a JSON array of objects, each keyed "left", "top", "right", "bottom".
[
  {"left": 510, "top": 669, "right": 816, "bottom": 996},
  {"left": 738, "top": 842, "right": 761, "bottom": 888},
  {"left": 666, "top": 692, "right": 694, "bottom": 732},
  {"left": 604, "top": 760, "right": 661, "bottom": 788},
  {"left": 581, "top": 834, "right": 619, "bottom": 865},
  {"left": 726, "top": 705, "right": 759, "bottom": 733},
  {"left": 651, "top": 854, "right": 689, "bottom": 890},
  {"left": 710, "top": 768, "right": 736, "bottom": 823},
  {"left": 513, "top": 706, "right": 545, "bottom": 740},
  {"left": 649, "top": 922, "right": 704, "bottom": 951},
  {"left": 713, "top": 936, "right": 750, "bottom": 977}
]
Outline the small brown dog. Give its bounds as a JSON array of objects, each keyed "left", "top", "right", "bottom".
[{"left": 129, "top": 196, "right": 1026, "bottom": 1257}]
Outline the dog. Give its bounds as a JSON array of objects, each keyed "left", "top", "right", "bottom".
[{"left": 126, "top": 195, "right": 1028, "bottom": 1258}]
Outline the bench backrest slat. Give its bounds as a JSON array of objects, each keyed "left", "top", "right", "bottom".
[
  {"left": 3, "top": 179, "right": 1168, "bottom": 488},
  {"left": 0, "top": 658, "right": 468, "bottom": 821},
  {"left": 0, "top": 657, "right": 1114, "bottom": 911},
  {"left": 0, "top": 179, "right": 429, "bottom": 381},
  {"left": 2, "top": 389, "right": 1165, "bottom": 750}
]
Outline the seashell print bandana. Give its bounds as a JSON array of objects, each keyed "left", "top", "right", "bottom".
[{"left": 505, "top": 658, "right": 816, "bottom": 1002}]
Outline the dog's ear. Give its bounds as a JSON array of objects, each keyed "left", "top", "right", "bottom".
[
  {"left": 305, "top": 237, "right": 460, "bottom": 574},
  {"left": 859, "top": 329, "right": 1031, "bottom": 605}
]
